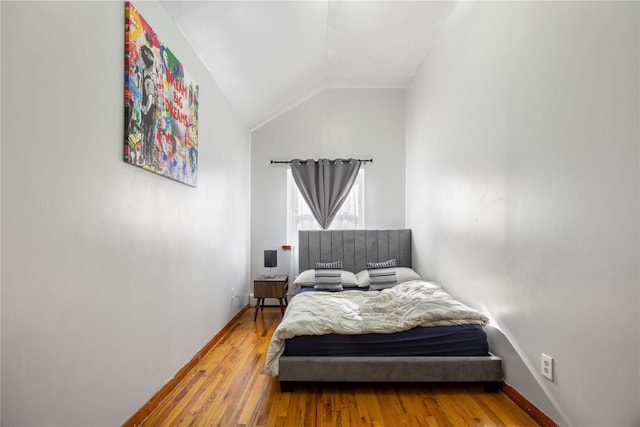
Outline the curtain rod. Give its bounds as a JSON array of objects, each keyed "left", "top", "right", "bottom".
[{"left": 270, "top": 159, "right": 373, "bottom": 164}]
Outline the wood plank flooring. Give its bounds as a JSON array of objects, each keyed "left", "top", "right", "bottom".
[{"left": 140, "top": 307, "right": 540, "bottom": 427}]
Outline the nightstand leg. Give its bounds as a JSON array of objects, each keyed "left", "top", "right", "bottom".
[
  {"left": 279, "top": 298, "right": 285, "bottom": 316},
  {"left": 254, "top": 301, "right": 259, "bottom": 321}
]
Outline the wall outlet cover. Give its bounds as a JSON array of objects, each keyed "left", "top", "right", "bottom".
[{"left": 541, "top": 353, "right": 553, "bottom": 381}]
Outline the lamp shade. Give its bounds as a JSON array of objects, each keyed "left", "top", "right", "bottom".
[{"left": 264, "top": 250, "right": 277, "bottom": 268}]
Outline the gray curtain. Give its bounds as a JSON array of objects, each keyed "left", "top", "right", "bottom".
[{"left": 290, "top": 158, "right": 362, "bottom": 230}]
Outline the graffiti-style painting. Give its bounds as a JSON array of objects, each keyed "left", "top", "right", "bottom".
[{"left": 124, "top": 2, "right": 199, "bottom": 186}]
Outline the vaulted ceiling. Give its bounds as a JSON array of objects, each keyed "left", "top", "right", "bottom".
[{"left": 161, "top": 1, "right": 458, "bottom": 130}]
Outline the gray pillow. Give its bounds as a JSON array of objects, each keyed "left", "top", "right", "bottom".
[
  {"left": 367, "top": 259, "right": 398, "bottom": 290},
  {"left": 314, "top": 261, "right": 344, "bottom": 269},
  {"left": 314, "top": 268, "right": 343, "bottom": 291},
  {"left": 366, "top": 259, "right": 397, "bottom": 269},
  {"left": 356, "top": 267, "right": 422, "bottom": 287}
]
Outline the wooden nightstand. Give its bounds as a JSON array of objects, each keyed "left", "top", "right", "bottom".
[{"left": 253, "top": 274, "right": 288, "bottom": 321}]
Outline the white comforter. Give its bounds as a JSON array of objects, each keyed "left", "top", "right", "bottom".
[{"left": 265, "top": 280, "right": 489, "bottom": 376}]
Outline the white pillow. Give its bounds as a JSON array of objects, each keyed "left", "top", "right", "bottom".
[
  {"left": 356, "top": 269, "right": 371, "bottom": 288},
  {"left": 396, "top": 267, "right": 423, "bottom": 283},
  {"left": 356, "top": 267, "right": 422, "bottom": 288},
  {"left": 294, "top": 269, "right": 359, "bottom": 287}
]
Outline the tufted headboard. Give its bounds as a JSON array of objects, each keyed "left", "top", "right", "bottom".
[{"left": 298, "top": 229, "right": 412, "bottom": 273}]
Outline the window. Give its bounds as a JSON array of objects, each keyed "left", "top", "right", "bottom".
[{"left": 286, "top": 168, "right": 364, "bottom": 277}]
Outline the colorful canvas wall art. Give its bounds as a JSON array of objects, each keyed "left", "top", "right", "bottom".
[{"left": 124, "top": 2, "right": 199, "bottom": 186}]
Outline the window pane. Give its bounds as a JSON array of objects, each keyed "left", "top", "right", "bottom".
[{"left": 286, "top": 169, "right": 365, "bottom": 278}]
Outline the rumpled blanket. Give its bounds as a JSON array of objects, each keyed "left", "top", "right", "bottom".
[{"left": 265, "top": 280, "right": 488, "bottom": 376}]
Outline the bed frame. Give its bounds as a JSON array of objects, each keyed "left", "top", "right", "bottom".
[{"left": 278, "top": 229, "right": 502, "bottom": 392}]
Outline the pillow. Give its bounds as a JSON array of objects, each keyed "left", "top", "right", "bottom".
[
  {"left": 368, "top": 267, "right": 397, "bottom": 290},
  {"left": 294, "top": 269, "right": 317, "bottom": 286},
  {"left": 314, "top": 261, "right": 344, "bottom": 269},
  {"left": 356, "top": 269, "right": 371, "bottom": 288},
  {"left": 357, "top": 266, "right": 422, "bottom": 288},
  {"left": 366, "top": 259, "right": 397, "bottom": 269},
  {"left": 294, "top": 269, "right": 358, "bottom": 287},
  {"left": 366, "top": 259, "right": 397, "bottom": 290},
  {"left": 339, "top": 270, "right": 359, "bottom": 288},
  {"left": 395, "top": 267, "right": 423, "bottom": 284},
  {"left": 314, "top": 268, "right": 343, "bottom": 291}
]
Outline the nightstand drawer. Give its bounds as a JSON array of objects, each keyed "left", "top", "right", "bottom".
[{"left": 254, "top": 280, "right": 288, "bottom": 298}]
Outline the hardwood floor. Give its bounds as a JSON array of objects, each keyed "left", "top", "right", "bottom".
[{"left": 140, "top": 307, "right": 540, "bottom": 427}]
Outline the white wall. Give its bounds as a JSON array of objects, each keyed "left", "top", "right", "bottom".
[
  {"left": 1, "top": 1, "right": 250, "bottom": 426},
  {"left": 406, "top": 2, "right": 639, "bottom": 426},
  {"left": 250, "top": 88, "right": 406, "bottom": 282}
]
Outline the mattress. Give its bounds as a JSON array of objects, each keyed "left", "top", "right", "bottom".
[{"left": 284, "top": 324, "right": 489, "bottom": 357}]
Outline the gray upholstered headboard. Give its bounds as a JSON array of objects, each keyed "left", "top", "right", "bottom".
[{"left": 298, "top": 229, "right": 412, "bottom": 273}]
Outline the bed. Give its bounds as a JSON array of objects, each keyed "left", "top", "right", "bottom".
[{"left": 266, "top": 229, "right": 502, "bottom": 392}]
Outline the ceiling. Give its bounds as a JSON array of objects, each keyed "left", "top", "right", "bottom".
[{"left": 161, "top": 1, "right": 458, "bottom": 130}]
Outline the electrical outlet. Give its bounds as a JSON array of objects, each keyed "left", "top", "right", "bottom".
[{"left": 541, "top": 353, "right": 553, "bottom": 381}]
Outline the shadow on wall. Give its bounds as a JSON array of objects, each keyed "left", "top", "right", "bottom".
[{"left": 485, "top": 326, "right": 567, "bottom": 426}]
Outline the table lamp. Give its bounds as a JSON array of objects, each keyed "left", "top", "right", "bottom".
[{"left": 264, "top": 250, "right": 277, "bottom": 277}]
